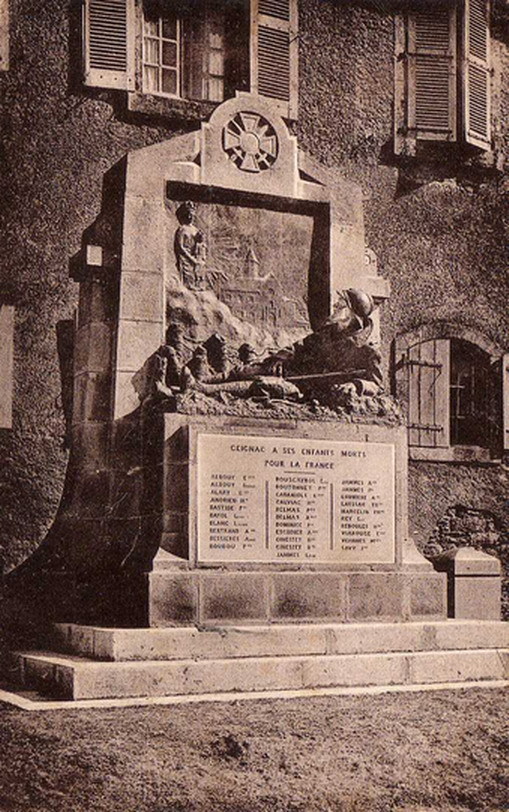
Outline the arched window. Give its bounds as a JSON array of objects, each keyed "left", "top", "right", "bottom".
[{"left": 393, "top": 329, "right": 509, "bottom": 462}]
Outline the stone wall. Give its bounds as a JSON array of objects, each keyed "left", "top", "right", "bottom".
[{"left": 0, "top": 0, "right": 508, "bottom": 572}]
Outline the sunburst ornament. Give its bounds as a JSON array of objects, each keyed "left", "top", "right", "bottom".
[{"left": 223, "top": 112, "right": 279, "bottom": 173}]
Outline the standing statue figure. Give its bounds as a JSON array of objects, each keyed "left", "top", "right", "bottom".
[{"left": 174, "top": 201, "right": 207, "bottom": 290}]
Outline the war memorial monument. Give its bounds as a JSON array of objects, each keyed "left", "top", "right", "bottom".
[{"left": 4, "top": 95, "right": 507, "bottom": 701}]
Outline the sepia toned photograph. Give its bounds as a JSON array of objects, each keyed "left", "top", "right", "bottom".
[{"left": 0, "top": 0, "right": 508, "bottom": 809}]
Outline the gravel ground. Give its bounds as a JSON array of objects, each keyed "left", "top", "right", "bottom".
[{"left": 0, "top": 687, "right": 507, "bottom": 812}]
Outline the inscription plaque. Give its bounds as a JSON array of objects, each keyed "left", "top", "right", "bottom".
[{"left": 197, "top": 434, "right": 395, "bottom": 564}]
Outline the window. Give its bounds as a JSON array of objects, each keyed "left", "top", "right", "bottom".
[
  {"left": 143, "top": 11, "right": 182, "bottom": 99},
  {"left": 82, "top": 0, "right": 298, "bottom": 118},
  {"left": 394, "top": 331, "right": 508, "bottom": 461},
  {"left": 394, "top": 0, "right": 491, "bottom": 154},
  {"left": 450, "top": 339, "right": 491, "bottom": 446},
  {"left": 141, "top": 1, "right": 226, "bottom": 102}
]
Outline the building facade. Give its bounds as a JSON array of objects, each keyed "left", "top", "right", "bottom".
[{"left": 0, "top": 0, "right": 508, "bottom": 608}]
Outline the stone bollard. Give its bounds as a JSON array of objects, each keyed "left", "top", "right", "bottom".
[{"left": 432, "top": 548, "right": 501, "bottom": 620}]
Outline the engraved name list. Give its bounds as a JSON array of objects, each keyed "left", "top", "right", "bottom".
[{"left": 197, "top": 434, "right": 395, "bottom": 564}]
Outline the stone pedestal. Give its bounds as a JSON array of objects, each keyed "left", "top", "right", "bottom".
[
  {"left": 433, "top": 548, "right": 501, "bottom": 620},
  {"left": 144, "top": 415, "right": 446, "bottom": 626}
]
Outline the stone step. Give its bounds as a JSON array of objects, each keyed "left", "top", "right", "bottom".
[
  {"left": 52, "top": 620, "right": 509, "bottom": 662},
  {"left": 14, "top": 647, "right": 509, "bottom": 701}
]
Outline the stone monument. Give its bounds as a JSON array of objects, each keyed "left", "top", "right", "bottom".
[{"left": 5, "top": 94, "right": 446, "bottom": 632}]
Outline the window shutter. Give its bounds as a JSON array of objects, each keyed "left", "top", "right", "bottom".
[
  {"left": 250, "top": 0, "right": 298, "bottom": 119},
  {"left": 503, "top": 352, "right": 509, "bottom": 454},
  {"left": 397, "top": 338, "right": 450, "bottom": 448},
  {"left": 407, "top": 8, "right": 457, "bottom": 141},
  {"left": 0, "top": 0, "right": 9, "bottom": 71},
  {"left": 83, "top": 0, "right": 135, "bottom": 90},
  {"left": 463, "top": 0, "right": 491, "bottom": 149},
  {"left": 0, "top": 305, "right": 14, "bottom": 429}
]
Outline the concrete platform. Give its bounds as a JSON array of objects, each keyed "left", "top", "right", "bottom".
[{"left": 12, "top": 620, "right": 509, "bottom": 701}]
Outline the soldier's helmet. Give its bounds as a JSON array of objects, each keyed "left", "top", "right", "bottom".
[
  {"left": 238, "top": 343, "right": 257, "bottom": 363},
  {"left": 344, "top": 288, "right": 375, "bottom": 320}
]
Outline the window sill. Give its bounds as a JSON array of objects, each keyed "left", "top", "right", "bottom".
[
  {"left": 127, "top": 91, "right": 219, "bottom": 123},
  {"left": 394, "top": 137, "right": 496, "bottom": 166},
  {"left": 409, "top": 445, "right": 496, "bottom": 464}
]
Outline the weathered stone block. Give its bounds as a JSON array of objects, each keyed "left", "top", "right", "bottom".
[
  {"left": 111, "top": 417, "right": 143, "bottom": 473},
  {"left": 121, "top": 197, "right": 165, "bottom": 273},
  {"left": 117, "top": 320, "right": 163, "bottom": 372},
  {"left": 184, "top": 656, "right": 304, "bottom": 694},
  {"left": 164, "top": 463, "right": 188, "bottom": 510},
  {"left": 347, "top": 573, "right": 405, "bottom": 620},
  {"left": 142, "top": 464, "right": 164, "bottom": 515},
  {"left": 409, "top": 574, "right": 447, "bottom": 618},
  {"left": 149, "top": 572, "right": 198, "bottom": 625},
  {"left": 109, "top": 469, "right": 143, "bottom": 519},
  {"left": 114, "top": 371, "right": 143, "bottom": 419},
  {"left": 74, "top": 322, "right": 113, "bottom": 374},
  {"left": 73, "top": 372, "right": 111, "bottom": 424},
  {"left": 119, "top": 271, "right": 164, "bottom": 322},
  {"left": 200, "top": 573, "right": 269, "bottom": 623},
  {"left": 302, "top": 652, "right": 407, "bottom": 689},
  {"left": 434, "top": 620, "right": 509, "bottom": 651},
  {"left": 125, "top": 131, "right": 200, "bottom": 198},
  {"left": 163, "top": 511, "right": 189, "bottom": 533},
  {"left": 71, "top": 422, "right": 109, "bottom": 472},
  {"left": 326, "top": 621, "right": 428, "bottom": 655},
  {"left": 78, "top": 279, "right": 115, "bottom": 327},
  {"left": 271, "top": 573, "right": 347, "bottom": 621},
  {"left": 71, "top": 470, "right": 111, "bottom": 519},
  {"left": 106, "top": 517, "right": 142, "bottom": 553},
  {"left": 159, "top": 533, "right": 181, "bottom": 556},
  {"left": 409, "top": 649, "right": 505, "bottom": 684},
  {"left": 433, "top": 547, "right": 502, "bottom": 620},
  {"left": 455, "top": 577, "right": 501, "bottom": 620}
]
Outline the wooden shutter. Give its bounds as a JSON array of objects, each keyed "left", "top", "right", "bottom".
[
  {"left": 407, "top": 8, "right": 457, "bottom": 141},
  {"left": 397, "top": 338, "right": 450, "bottom": 449},
  {"left": 503, "top": 352, "right": 509, "bottom": 454},
  {"left": 0, "top": 305, "right": 14, "bottom": 429},
  {"left": 463, "top": 0, "right": 491, "bottom": 149},
  {"left": 83, "top": 0, "right": 135, "bottom": 90},
  {"left": 250, "top": 0, "right": 298, "bottom": 119},
  {"left": 0, "top": 0, "right": 9, "bottom": 71}
]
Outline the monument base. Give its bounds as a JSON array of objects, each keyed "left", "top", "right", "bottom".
[
  {"left": 12, "top": 619, "right": 509, "bottom": 701},
  {"left": 139, "top": 414, "right": 447, "bottom": 626},
  {"left": 147, "top": 565, "right": 446, "bottom": 626}
]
